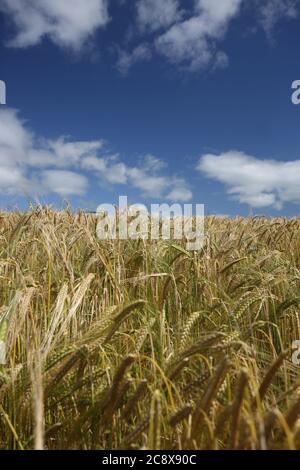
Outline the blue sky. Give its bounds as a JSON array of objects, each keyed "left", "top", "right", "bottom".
[{"left": 0, "top": 0, "right": 300, "bottom": 215}]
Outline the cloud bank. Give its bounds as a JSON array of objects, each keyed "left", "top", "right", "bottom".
[
  {"left": 1, "top": 108, "right": 300, "bottom": 210},
  {"left": 0, "top": 1, "right": 298, "bottom": 71},
  {"left": 0, "top": 108, "right": 192, "bottom": 201}
]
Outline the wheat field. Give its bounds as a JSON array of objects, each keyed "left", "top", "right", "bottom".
[{"left": 1, "top": 207, "right": 300, "bottom": 450}]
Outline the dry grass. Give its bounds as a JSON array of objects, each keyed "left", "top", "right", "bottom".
[{"left": 1, "top": 207, "right": 300, "bottom": 449}]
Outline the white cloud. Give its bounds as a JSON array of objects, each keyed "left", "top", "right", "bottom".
[
  {"left": 155, "top": 0, "right": 243, "bottom": 72},
  {"left": 35, "top": 138, "right": 104, "bottom": 168},
  {"left": 82, "top": 156, "right": 128, "bottom": 184},
  {"left": 81, "top": 151, "right": 192, "bottom": 199},
  {"left": 132, "top": 0, "right": 299, "bottom": 73},
  {"left": 0, "top": 108, "right": 192, "bottom": 202},
  {"left": 41, "top": 170, "right": 88, "bottom": 196},
  {"left": 0, "top": 108, "right": 94, "bottom": 196},
  {"left": 143, "top": 154, "right": 167, "bottom": 172},
  {"left": 116, "top": 43, "right": 152, "bottom": 75},
  {"left": 0, "top": 0, "right": 109, "bottom": 50},
  {"left": 0, "top": 108, "right": 33, "bottom": 165},
  {"left": 82, "top": 154, "right": 192, "bottom": 201},
  {"left": 0, "top": 166, "right": 27, "bottom": 193},
  {"left": 197, "top": 150, "right": 300, "bottom": 209},
  {"left": 136, "top": 0, "right": 182, "bottom": 32},
  {"left": 127, "top": 167, "right": 168, "bottom": 196},
  {"left": 195, "top": 0, "right": 243, "bottom": 21},
  {"left": 0, "top": 109, "right": 31, "bottom": 194},
  {"left": 166, "top": 183, "right": 193, "bottom": 202}
]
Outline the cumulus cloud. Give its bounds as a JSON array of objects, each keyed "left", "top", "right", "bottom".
[
  {"left": 41, "top": 170, "right": 88, "bottom": 196},
  {"left": 197, "top": 150, "right": 300, "bottom": 209},
  {"left": 0, "top": 108, "right": 97, "bottom": 196},
  {"left": 82, "top": 153, "right": 192, "bottom": 201},
  {"left": 154, "top": 0, "right": 243, "bottom": 72},
  {"left": 134, "top": 0, "right": 299, "bottom": 73},
  {"left": 32, "top": 138, "right": 104, "bottom": 168},
  {"left": 0, "top": 166, "right": 27, "bottom": 194},
  {"left": 0, "top": 108, "right": 192, "bottom": 201},
  {"left": 0, "top": 0, "right": 109, "bottom": 50},
  {"left": 166, "top": 183, "right": 193, "bottom": 202},
  {"left": 136, "top": 0, "right": 182, "bottom": 32}
]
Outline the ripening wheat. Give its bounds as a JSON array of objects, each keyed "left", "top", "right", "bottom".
[{"left": 0, "top": 207, "right": 300, "bottom": 450}]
